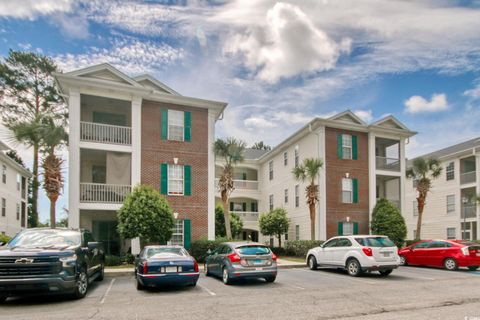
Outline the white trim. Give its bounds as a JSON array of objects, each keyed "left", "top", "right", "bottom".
[
  {"left": 133, "top": 74, "right": 180, "bottom": 95},
  {"left": 65, "top": 63, "right": 143, "bottom": 88},
  {"left": 131, "top": 96, "right": 142, "bottom": 187},
  {"left": 78, "top": 141, "right": 132, "bottom": 153},
  {"left": 208, "top": 110, "right": 216, "bottom": 240},
  {"left": 68, "top": 90, "right": 81, "bottom": 229},
  {"left": 328, "top": 110, "right": 367, "bottom": 125}
]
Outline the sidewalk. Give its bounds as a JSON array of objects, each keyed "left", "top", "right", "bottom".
[{"left": 105, "top": 258, "right": 305, "bottom": 276}]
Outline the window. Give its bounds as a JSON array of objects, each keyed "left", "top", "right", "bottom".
[
  {"left": 413, "top": 201, "right": 418, "bottom": 216},
  {"left": 168, "top": 110, "right": 184, "bottom": 141},
  {"left": 447, "top": 227, "right": 456, "bottom": 240},
  {"left": 413, "top": 230, "right": 417, "bottom": 239},
  {"left": 446, "top": 162, "right": 454, "bottom": 181},
  {"left": 335, "top": 238, "right": 352, "bottom": 247},
  {"left": 283, "top": 152, "right": 288, "bottom": 166},
  {"left": 168, "top": 165, "right": 184, "bottom": 195},
  {"left": 342, "top": 134, "right": 352, "bottom": 159},
  {"left": 284, "top": 189, "right": 288, "bottom": 204},
  {"left": 92, "top": 165, "right": 106, "bottom": 184},
  {"left": 2, "top": 165, "right": 6, "bottom": 184},
  {"left": 342, "top": 178, "right": 353, "bottom": 203},
  {"left": 269, "top": 194, "right": 274, "bottom": 211},
  {"left": 21, "top": 202, "right": 26, "bottom": 228},
  {"left": 429, "top": 241, "right": 451, "bottom": 248},
  {"left": 342, "top": 222, "right": 354, "bottom": 236},
  {"left": 446, "top": 195, "right": 455, "bottom": 213},
  {"left": 295, "top": 225, "right": 300, "bottom": 240},
  {"left": 16, "top": 174, "right": 21, "bottom": 191},
  {"left": 323, "top": 239, "right": 338, "bottom": 248},
  {"left": 294, "top": 146, "right": 299, "bottom": 168},
  {"left": 16, "top": 203, "right": 20, "bottom": 220},
  {"left": 295, "top": 185, "right": 300, "bottom": 207},
  {"left": 1, "top": 198, "right": 5, "bottom": 217},
  {"left": 413, "top": 241, "right": 430, "bottom": 249},
  {"left": 269, "top": 161, "right": 274, "bottom": 180},
  {"left": 170, "top": 220, "right": 184, "bottom": 246}
]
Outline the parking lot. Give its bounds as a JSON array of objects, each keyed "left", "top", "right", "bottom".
[{"left": 1, "top": 266, "right": 480, "bottom": 320}]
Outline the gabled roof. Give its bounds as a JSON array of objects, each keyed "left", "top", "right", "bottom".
[
  {"left": 133, "top": 74, "right": 179, "bottom": 95},
  {"left": 408, "top": 137, "right": 480, "bottom": 163},
  {"left": 328, "top": 110, "right": 367, "bottom": 126},
  {"left": 65, "top": 63, "right": 143, "bottom": 88},
  {"left": 369, "top": 115, "right": 410, "bottom": 131},
  {"left": 243, "top": 148, "right": 269, "bottom": 160}
]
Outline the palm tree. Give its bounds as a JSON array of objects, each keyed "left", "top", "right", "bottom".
[
  {"left": 214, "top": 138, "right": 246, "bottom": 239},
  {"left": 292, "top": 158, "right": 323, "bottom": 240},
  {"left": 406, "top": 157, "right": 442, "bottom": 240},
  {"left": 251, "top": 141, "right": 271, "bottom": 151},
  {"left": 40, "top": 117, "right": 68, "bottom": 228}
]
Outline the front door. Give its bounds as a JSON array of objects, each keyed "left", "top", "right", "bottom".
[
  {"left": 317, "top": 239, "right": 338, "bottom": 265},
  {"left": 408, "top": 241, "right": 430, "bottom": 265},
  {"left": 332, "top": 238, "right": 352, "bottom": 266}
]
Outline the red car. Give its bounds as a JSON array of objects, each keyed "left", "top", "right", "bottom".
[{"left": 398, "top": 240, "right": 480, "bottom": 271}]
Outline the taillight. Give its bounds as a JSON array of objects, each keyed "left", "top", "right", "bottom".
[
  {"left": 193, "top": 259, "right": 199, "bottom": 272},
  {"left": 143, "top": 261, "right": 148, "bottom": 274},
  {"left": 271, "top": 253, "right": 277, "bottom": 261},
  {"left": 362, "top": 247, "right": 373, "bottom": 257},
  {"left": 461, "top": 247, "right": 469, "bottom": 256},
  {"left": 227, "top": 253, "right": 241, "bottom": 263}
]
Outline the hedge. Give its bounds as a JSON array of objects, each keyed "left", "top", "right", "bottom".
[
  {"left": 270, "top": 247, "right": 286, "bottom": 256},
  {"left": 285, "top": 240, "right": 324, "bottom": 257},
  {"left": 0, "top": 234, "right": 11, "bottom": 245},
  {"left": 105, "top": 255, "right": 122, "bottom": 266},
  {"left": 189, "top": 237, "right": 228, "bottom": 263}
]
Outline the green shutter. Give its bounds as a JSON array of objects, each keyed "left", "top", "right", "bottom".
[
  {"left": 184, "top": 165, "right": 191, "bottom": 196},
  {"left": 338, "top": 222, "right": 343, "bottom": 236},
  {"left": 353, "top": 178, "right": 358, "bottom": 203},
  {"left": 160, "top": 163, "right": 168, "bottom": 194},
  {"left": 337, "top": 134, "right": 343, "bottom": 159},
  {"left": 184, "top": 111, "right": 191, "bottom": 142},
  {"left": 352, "top": 135, "right": 358, "bottom": 160},
  {"left": 161, "top": 109, "right": 168, "bottom": 140},
  {"left": 183, "top": 219, "right": 191, "bottom": 249},
  {"left": 353, "top": 222, "right": 359, "bottom": 235},
  {"left": 230, "top": 202, "right": 234, "bottom": 211}
]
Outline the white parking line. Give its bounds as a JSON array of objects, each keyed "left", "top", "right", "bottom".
[
  {"left": 198, "top": 284, "right": 216, "bottom": 296},
  {"left": 286, "top": 284, "right": 305, "bottom": 290},
  {"left": 100, "top": 278, "right": 116, "bottom": 304}
]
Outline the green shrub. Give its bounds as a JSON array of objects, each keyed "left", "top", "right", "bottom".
[
  {"left": 371, "top": 198, "right": 407, "bottom": 248},
  {"left": 105, "top": 255, "right": 122, "bottom": 266},
  {"left": 121, "top": 253, "right": 135, "bottom": 264},
  {"left": 189, "top": 237, "right": 228, "bottom": 263},
  {"left": 0, "top": 234, "right": 11, "bottom": 245},
  {"left": 270, "top": 247, "right": 286, "bottom": 256},
  {"left": 285, "top": 240, "right": 324, "bottom": 257}
]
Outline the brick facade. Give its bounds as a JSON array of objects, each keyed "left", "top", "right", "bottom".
[
  {"left": 141, "top": 100, "right": 209, "bottom": 241},
  {"left": 325, "top": 127, "right": 370, "bottom": 238}
]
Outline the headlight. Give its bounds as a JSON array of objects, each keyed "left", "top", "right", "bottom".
[{"left": 60, "top": 254, "right": 77, "bottom": 267}]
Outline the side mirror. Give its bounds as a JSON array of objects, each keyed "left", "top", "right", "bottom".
[
  {"left": 136, "top": 254, "right": 140, "bottom": 258},
  {"left": 87, "top": 241, "right": 99, "bottom": 250},
  {"left": 409, "top": 247, "right": 414, "bottom": 251},
  {"left": 0, "top": 241, "right": 4, "bottom": 247}
]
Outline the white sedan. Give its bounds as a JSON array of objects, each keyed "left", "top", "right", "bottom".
[{"left": 306, "top": 235, "right": 400, "bottom": 276}]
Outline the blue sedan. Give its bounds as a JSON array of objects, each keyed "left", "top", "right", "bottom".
[{"left": 134, "top": 246, "right": 199, "bottom": 290}]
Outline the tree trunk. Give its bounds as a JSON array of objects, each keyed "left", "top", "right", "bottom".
[
  {"left": 416, "top": 195, "right": 426, "bottom": 240},
  {"left": 49, "top": 198, "right": 56, "bottom": 228},
  {"left": 309, "top": 203, "right": 316, "bottom": 240},
  {"left": 278, "top": 233, "right": 282, "bottom": 248},
  {"left": 221, "top": 191, "right": 232, "bottom": 239},
  {"left": 31, "top": 143, "right": 39, "bottom": 227}
]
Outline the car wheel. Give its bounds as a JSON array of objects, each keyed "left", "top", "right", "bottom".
[
  {"left": 444, "top": 258, "right": 458, "bottom": 271},
  {"left": 204, "top": 263, "right": 210, "bottom": 277},
  {"left": 222, "top": 267, "right": 232, "bottom": 285},
  {"left": 190, "top": 281, "right": 197, "bottom": 287},
  {"left": 308, "top": 255, "right": 318, "bottom": 270},
  {"left": 136, "top": 279, "right": 145, "bottom": 291},
  {"left": 399, "top": 255, "right": 407, "bottom": 266},
  {"left": 0, "top": 296, "right": 6, "bottom": 303},
  {"left": 468, "top": 266, "right": 479, "bottom": 271},
  {"left": 346, "top": 259, "right": 363, "bottom": 277},
  {"left": 95, "top": 263, "right": 105, "bottom": 282},
  {"left": 265, "top": 276, "right": 276, "bottom": 283},
  {"left": 73, "top": 268, "right": 89, "bottom": 299},
  {"left": 379, "top": 269, "right": 393, "bottom": 276}
]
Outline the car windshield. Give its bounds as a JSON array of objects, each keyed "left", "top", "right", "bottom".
[
  {"left": 355, "top": 237, "right": 395, "bottom": 247},
  {"left": 8, "top": 230, "right": 81, "bottom": 248},
  {"left": 236, "top": 245, "right": 271, "bottom": 255},
  {"left": 146, "top": 247, "right": 187, "bottom": 258}
]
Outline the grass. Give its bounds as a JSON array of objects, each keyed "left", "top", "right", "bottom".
[
  {"left": 106, "top": 264, "right": 134, "bottom": 269},
  {"left": 279, "top": 256, "right": 305, "bottom": 263}
]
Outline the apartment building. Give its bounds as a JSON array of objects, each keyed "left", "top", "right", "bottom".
[
  {"left": 404, "top": 138, "right": 480, "bottom": 241},
  {"left": 0, "top": 141, "right": 31, "bottom": 237},
  {"left": 215, "top": 111, "right": 416, "bottom": 244},
  {"left": 55, "top": 63, "right": 226, "bottom": 254}
]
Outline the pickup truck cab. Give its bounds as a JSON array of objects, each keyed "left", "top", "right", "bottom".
[{"left": 0, "top": 228, "right": 105, "bottom": 302}]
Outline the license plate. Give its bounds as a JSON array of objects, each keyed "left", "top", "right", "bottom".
[
  {"left": 252, "top": 259, "right": 263, "bottom": 265},
  {"left": 165, "top": 266, "right": 177, "bottom": 273},
  {"left": 381, "top": 252, "right": 391, "bottom": 257},
  {"left": 255, "top": 267, "right": 263, "bottom": 271}
]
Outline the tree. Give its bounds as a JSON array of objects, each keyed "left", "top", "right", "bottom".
[
  {"left": 292, "top": 158, "right": 323, "bottom": 240},
  {"left": 259, "top": 208, "right": 290, "bottom": 247},
  {"left": 215, "top": 204, "right": 243, "bottom": 238},
  {"left": 214, "top": 137, "right": 246, "bottom": 239},
  {"left": 117, "top": 185, "right": 174, "bottom": 245},
  {"left": 0, "top": 50, "right": 66, "bottom": 227},
  {"left": 406, "top": 157, "right": 442, "bottom": 240},
  {"left": 6, "top": 150, "right": 25, "bottom": 167},
  {"left": 251, "top": 141, "right": 271, "bottom": 151},
  {"left": 370, "top": 199, "right": 407, "bottom": 247}
]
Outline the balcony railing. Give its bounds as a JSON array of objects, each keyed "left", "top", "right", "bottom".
[
  {"left": 231, "top": 211, "right": 259, "bottom": 222},
  {"left": 460, "top": 171, "right": 476, "bottom": 184},
  {"left": 215, "top": 179, "right": 259, "bottom": 191},
  {"left": 80, "top": 122, "right": 132, "bottom": 146},
  {"left": 376, "top": 156, "right": 400, "bottom": 171},
  {"left": 80, "top": 183, "right": 131, "bottom": 203},
  {"left": 461, "top": 205, "right": 477, "bottom": 219}
]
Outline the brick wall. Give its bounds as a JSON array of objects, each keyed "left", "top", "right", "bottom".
[
  {"left": 141, "top": 100, "right": 209, "bottom": 241},
  {"left": 325, "top": 127, "right": 370, "bottom": 238}
]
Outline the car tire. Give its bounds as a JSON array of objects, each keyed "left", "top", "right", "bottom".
[
  {"left": 136, "top": 279, "right": 145, "bottom": 291},
  {"left": 468, "top": 266, "right": 479, "bottom": 271},
  {"left": 95, "top": 263, "right": 105, "bottom": 282},
  {"left": 346, "top": 259, "right": 363, "bottom": 277},
  {"left": 0, "top": 296, "right": 6, "bottom": 303},
  {"left": 190, "top": 281, "right": 197, "bottom": 287},
  {"left": 204, "top": 263, "right": 211, "bottom": 277},
  {"left": 379, "top": 269, "right": 393, "bottom": 276},
  {"left": 265, "top": 276, "right": 276, "bottom": 283},
  {"left": 73, "top": 268, "right": 89, "bottom": 299},
  {"left": 222, "top": 267, "right": 232, "bottom": 285},
  {"left": 399, "top": 255, "right": 407, "bottom": 266},
  {"left": 308, "top": 255, "right": 318, "bottom": 270},
  {"left": 444, "top": 258, "right": 458, "bottom": 271}
]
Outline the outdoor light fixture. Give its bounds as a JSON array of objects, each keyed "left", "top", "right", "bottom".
[
  {"left": 173, "top": 157, "right": 178, "bottom": 165},
  {"left": 173, "top": 212, "right": 179, "bottom": 219},
  {"left": 345, "top": 172, "right": 350, "bottom": 178},
  {"left": 346, "top": 216, "right": 351, "bottom": 222}
]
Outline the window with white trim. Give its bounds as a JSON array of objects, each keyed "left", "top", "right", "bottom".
[
  {"left": 446, "top": 195, "right": 455, "bottom": 214},
  {"left": 342, "top": 178, "right": 353, "bottom": 203},
  {"left": 168, "top": 164, "right": 184, "bottom": 195},
  {"left": 1, "top": 198, "right": 5, "bottom": 217},
  {"left": 447, "top": 227, "right": 456, "bottom": 240},
  {"left": 295, "top": 184, "right": 300, "bottom": 208},
  {"left": 283, "top": 152, "right": 288, "bottom": 166},
  {"left": 294, "top": 147, "right": 299, "bottom": 168},
  {"left": 446, "top": 162, "right": 454, "bottom": 181},
  {"left": 168, "top": 110, "right": 184, "bottom": 141},
  {"left": 343, "top": 222, "right": 354, "bottom": 236},
  {"left": 16, "top": 174, "right": 21, "bottom": 191},
  {"left": 269, "top": 194, "right": 274, "bottom": 211},
  {"left": 269, "top": 161, "right": 274, "bottom": 180},
  {"left": 169, "top": 220, "right": 184, "bottom": 246},
  {"left": 16, "top": 203, "right": 20, "bottom": 220},
  {"left": 413, "top": 201, "right": 418, "bottom": 216},
  {"left": 284, "top": 189, "right": 288, "bottom": 204},
  {"left": 342, "top": 134, "right": 352, "bottom": 160},
  {"left": 295, "top": 225, "right": 300, "bottom": 240},
  {"left": 1, "top": 165, "right": 6, "bottom": 184}
]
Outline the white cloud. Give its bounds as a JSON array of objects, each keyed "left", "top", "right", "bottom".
[
  {"left": 354, "top": 109, "right": 373, "bottom": 123},
  {"left": 0, "top": 0, "right": 74, "bottom": 19},
  {"left": 50, "top": 13, "right": 90, "bottom": 39},
  {"left": 244, "top": 116, "right": 276, "bottom": 129},
  {"left": 404, "top": 93, "right": 449, "bottom": 114},
  {"left": 224, "top": 2, "right": 351, "bottom": 83}
]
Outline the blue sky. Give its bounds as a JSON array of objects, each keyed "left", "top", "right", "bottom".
[{"left": 1, "top": 0, "right": 480, "bottom": 222}]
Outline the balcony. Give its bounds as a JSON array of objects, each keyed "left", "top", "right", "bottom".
[
  {"left": 80, "top": 183, "right": 131, "bottom": 203},
  {"left": 460, "top": 171, "right": 476, "bottom": 185},
  {"left": 80, "top": 122, "right": 131, "bottom": 146},
  {"left": 376, "top": 156, "right": 400, "bottom": 171},
  {"left": 231, "top": 211, "right": 259, "bottom": 222},
  {"left": 461, "top": 205, "right": 477, "bottom": 219},
  {"left": 215, "top": 179, "right": 259, "bottom": 191}
]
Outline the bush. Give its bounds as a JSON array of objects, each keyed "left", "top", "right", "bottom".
[
  {"left": 189, "top": 237, "right": 228, "bottom": 263},
  {"left": 270, "top": 247, "right": 286, "bottom": 256},
  {"left": 0, "top": 234, "right": 11, "bottom": 245},
  {"left": 259, "top": 208, "right": 290, "bottom": 247},
  {"left": 121, "top": 253, "right": 135, "bottom": 264},
  {"left": 371, "top": 198, "right": 407, "bottom": 248},
  {"left": 105, "top": 255, "right": 122, "bottom": 266},
  {"left": 285, "top": 240, "right": 324, "bottom": 257}
]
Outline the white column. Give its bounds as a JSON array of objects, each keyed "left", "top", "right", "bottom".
[
  {"left": 368, "top": 133, "right": 377, "bottom": 231},
  {"left": 68, "top": 90, "right": 81, "bottom": 229},
  {"left": 131, "top": 97, "right": 142, "bottom": 187},
  {"left": 399, "top": 138, "right": 406, "bottom": 215},
  {"left": 207, "top": 110, "right": 216, "bottom": 240},
  {"left": 317, "top": 126, "right": 327, "bottom": 240},
  {"left": 476, "top": 154, "right": 480, "bottom": 239}
]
